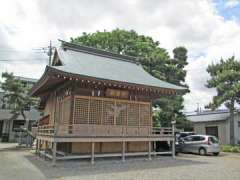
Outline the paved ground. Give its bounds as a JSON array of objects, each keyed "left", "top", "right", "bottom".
[{"left": 1, "top": 143, "right": 240, "bottom": 180}]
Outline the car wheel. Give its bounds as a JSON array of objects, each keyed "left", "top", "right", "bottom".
[
  {"left": 213, "top": 152, "right": 219, "bottom": 156},
  {"left": 199, "top": 148, "right": 207, "bottom": 156}
]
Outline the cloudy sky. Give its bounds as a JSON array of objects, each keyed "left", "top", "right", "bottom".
[{"left": 0, "top": 0, "right": 240, "bottom": 112}]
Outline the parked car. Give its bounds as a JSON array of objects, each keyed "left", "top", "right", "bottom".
[
  {"left": 156, "top": 141, "right": 180, "bottom": 155},
  {"left": 180, "top": 135, "right": 220, "bottom": 156},
  {"left": 155, "top": 132, "right": 196, "bottom": 155},
  {"left": 175, "top": 132, "right": 195, "bottom": 153}
]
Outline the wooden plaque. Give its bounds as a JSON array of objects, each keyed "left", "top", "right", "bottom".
[{"left": 105, "top": 88, "right": 129, "bottom": 99}]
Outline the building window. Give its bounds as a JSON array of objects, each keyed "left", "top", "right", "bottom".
[
  {"left": 238, "top": 121, "right": 240, "bottom": 127},
  {"left": 24, "top": 104, "right": 31, "bottom": 111},
  {"left": 12, "top": 120, "right": 25, "bottom": 132}
]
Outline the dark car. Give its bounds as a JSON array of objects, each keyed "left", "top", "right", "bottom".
[
  {"left": 155, "top": 132, "right": 195, "bottom": 155},
  {"left": 176, "top": 132, "right": 195, "bottom": 140},
  {"left": 175, "top": 132, "right": 195, "bottom": 153}
]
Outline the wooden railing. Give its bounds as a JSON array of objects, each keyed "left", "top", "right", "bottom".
[
  {"left": 37, "top": 124, "right": 173, "bottom": 137},
  {"left": 38, "top": 125, "right": 55, "bottom": 136}
]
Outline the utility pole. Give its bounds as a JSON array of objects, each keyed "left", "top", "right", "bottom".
[
  {"left": 48, "top": 41, "right": 53, "bottom": 66},
  {"left": 196, "top": 103, "right": 200, "bottom": 114}
]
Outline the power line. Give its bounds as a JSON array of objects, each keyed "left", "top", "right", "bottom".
[
  {"left": 0, "top": 41, "right": 55, "bottom": 64},
  {"left": 0, "top": 50, "right": 47, "bottom": 54},
  {"left": 0, "top": 58, "right": 48, "bottom": 62}
]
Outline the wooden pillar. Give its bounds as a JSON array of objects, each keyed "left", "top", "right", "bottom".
[
  {"left": 35, "top": 139, "right": 38, "bottom": 154},
  {"left": 44, "top": 141, "right": 47, "bottom": 150},
  {"left": 52, "top": 142, "right": 57, "bottom": 166},
  {"left": 153, "top": 141, "right": 157, "bottom": 157},
  {"left": 91, "top": 142, "right": 95, "bottom": 165},
  {"left": 122, "top": 141, "right": 125, "bottom": 162},
  {"left": 153, "top": 141, "right": 156, "bottom": 152},
  {"left": 148, "top": 141, "right": 152, "bottom": 160},
  {"left": 172, "top": 120, "right": 176, "bottom": 159},
  {"left": 38, "top": 139, "right": 41, "bottom": 157},
  {"left": 44, "top": 141, "right": 48, "bottom": 160}
]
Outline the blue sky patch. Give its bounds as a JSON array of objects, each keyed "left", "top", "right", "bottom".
[{"left": 214, "top": 0, "right": 240, "bottom": 21}]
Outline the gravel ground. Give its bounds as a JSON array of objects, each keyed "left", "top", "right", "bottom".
[{"left": 0, "top": 143, "right": 240, "bottom": 180}]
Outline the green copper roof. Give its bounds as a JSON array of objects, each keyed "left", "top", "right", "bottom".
[{"left": 51, "top": 42, "right": 185, "bottom": 90}]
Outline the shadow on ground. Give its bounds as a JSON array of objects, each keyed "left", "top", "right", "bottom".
[{"left": 25, "top": 153, "right": 208, "bottom": 179}]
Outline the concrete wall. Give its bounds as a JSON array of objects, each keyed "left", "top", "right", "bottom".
[
  {"left": 193, "top": 120, "right": 229, "bottom": 144},
  {"left": 232, "top": 113, "right": 240, "bottom": 144}
]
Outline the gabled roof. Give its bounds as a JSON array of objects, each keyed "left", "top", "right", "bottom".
[
  {"left": 31, "top": 41, "right": 185, "bottom": 96},
  {"left": 57, "top": 41, "right": 185, "bottom": 88}
]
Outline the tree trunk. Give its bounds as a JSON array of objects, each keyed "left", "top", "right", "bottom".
[{"left": 229, "top": 99, "right": 235, "bottom": 145}]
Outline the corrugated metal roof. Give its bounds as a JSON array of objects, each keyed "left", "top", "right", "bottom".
[
  {"left": 14, "top": 76, "right": 38, "bottom": 83},
  {"left": 52, "top": 46, "right": 185, "bottom": 90},
  {"left": 187, "top": 112, "right": 230, "bottom": 122},
  {"left": 0, "top": 109, "right": 42, "bottom": 121}
]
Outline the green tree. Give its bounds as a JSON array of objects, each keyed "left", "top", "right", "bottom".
[
  {"left": 0, "top": 72, "right": 38, "bottom": 129},
  {"left": 153, "top": 47, "right": 188, "bottom": 127},
  {"left": 71, "top": 29, "right": 188, "bottom": 127},
  {"left": 206, "top": 56, "right": 240, "bottom": 145}
]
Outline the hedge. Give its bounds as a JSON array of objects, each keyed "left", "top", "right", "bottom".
[{"left": 221, "top": 145, "right": 240, "bottom": 153}]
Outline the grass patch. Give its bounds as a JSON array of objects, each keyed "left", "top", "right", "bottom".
[{"left": 221, "top": 145, "right": 240, "bottom": 153}]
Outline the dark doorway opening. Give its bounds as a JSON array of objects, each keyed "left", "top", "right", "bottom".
[{"left": 206, "top": 126, "right": 218, "bottom": 137}]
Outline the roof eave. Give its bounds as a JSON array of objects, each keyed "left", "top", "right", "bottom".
[
  {"left": 49, "top": 66, "right": 183, "bottom": 94},
  {"left": 30, "top": 66, "right": 52, "bottom": 96}
]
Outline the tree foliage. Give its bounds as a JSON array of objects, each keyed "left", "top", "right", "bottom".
[
  {"left": 71, "top": 29, "right": 189, "bottom": 127},
  {"left": 0, "top": 72, "right": 38, "bottom": 121},
  {"left": 206, "top": 56, "right": 240, "bottom": 145}
]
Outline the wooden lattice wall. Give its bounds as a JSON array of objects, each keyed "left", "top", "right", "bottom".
[
  {"left": 55, "top": 96, "right": 71, "bottom": 125},
  {"left": 73, "top": 96, "right": 151, "bottom": 126}
]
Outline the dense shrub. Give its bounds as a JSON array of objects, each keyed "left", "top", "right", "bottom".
[{"left": 221, "top": 145, "right": 240, "bottom": 153}]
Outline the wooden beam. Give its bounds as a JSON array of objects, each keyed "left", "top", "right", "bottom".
[
  {"left": 56, "top": 151, "right": 172, "bottom": 160},
  {"left": 74, "top": 95, "right": 150, "bottom": 105},
  {"left": 37, "top": 136, "right": 174, "bottom": 143}
]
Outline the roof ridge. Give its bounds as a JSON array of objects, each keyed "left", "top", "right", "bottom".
[{"left": 58, "top": 39, "right": 139, "bottom": 64}]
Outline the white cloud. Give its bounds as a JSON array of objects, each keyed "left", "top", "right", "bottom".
[{"left": 1, "top": 0, "right": 240, "bottom": 111}]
